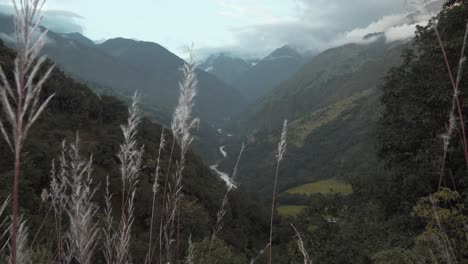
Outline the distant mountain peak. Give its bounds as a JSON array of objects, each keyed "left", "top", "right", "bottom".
[
  {"left": 61, "top": 32, "right": 95, "bottom": 47},
  {"left": 265, "top": 45, "right": 302, "bottom": 61}
]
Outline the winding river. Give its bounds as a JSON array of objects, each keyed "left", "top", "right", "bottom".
[{"left": 210, "top": 145, "right": 235, "bottom": 188}]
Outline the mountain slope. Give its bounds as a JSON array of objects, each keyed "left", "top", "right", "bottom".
[
  {"left": 98, "top": 38, "right": 246, "bottom": 124},
  {"left": 199, "top": 53, "right": 252, "bottom": 87},
  {"left": 0, "top": 40, "right": 270, "bottom": 261},
  {"left": 224, "top": 38, "right": 407, "bottom": 194},
  {"left": 61, "top": 32, "right": 95, "bottom": 47},
  {"left": 0, "top": 14, "right": 246, "bottom": 125},
  {"left": 235, "top": 45, "right": 305, "bottom": 102}
]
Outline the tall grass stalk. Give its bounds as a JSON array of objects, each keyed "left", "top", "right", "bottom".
[
  {"left": 103, "top": 176, "right": 116, "bottom": 264},
  {"left": 0, "top": 1, "right": 54, "bottom": 262},
  {"left": 0, "top": 196, "right": 11, "bottom": 256},
  {"left": 165, "top": 48, "right": 199, "bottom": 263},
  {"left": 435, "top": 22, "right": 468, "bottom": 184},
  {"left": 63, "top": 137, "right": 100, "bottom": 264},
  {"left": 157, "top": 139, "right": 175, "bottom": 264},
  {"left": 291, "top": 224, "right": 312, "bottom": 264},
  {"left": 7, "top": 217, "right": 31, "bottom": 264},
  {"left": 48, "top": 147, "right": 68, "bottom": 262},
  {"left": 206, "top": 143, "right": 245, "bottom": 260},
  {"left": 116, "top": 93, "right": 143, "bottom": 264},
  {"left": 145, "top": 129, "right": 165, "bottom": 264},
  {"left": 185, "top": 234, "right": 194, "bottom": 264},
  {"left": 429, "top": 195, "right": 456, "bottom": 264},
  {"left": 268, "top": 120, "right": 288, "bottom": 264},
  {"left": 433, "top": 19, "right": 468, "bottom": 264},
  {"left": 250, "top": 243, "right": 270, "bottom": 264}
]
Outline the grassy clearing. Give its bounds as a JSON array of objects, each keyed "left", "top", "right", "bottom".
[
  {"left": 285, "top": 178, "right": 353, "bottom": 195},
  {"left": 277, "top": 205, "right": 308, "bottom": 217}
]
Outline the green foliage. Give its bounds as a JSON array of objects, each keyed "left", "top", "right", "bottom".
[
  {"left": 412, "top": 189, "right": 468, "bottom": 262},
  {"left": 372, "top": 248, "right": 417, "bottom": 264},
  {"left": 192, "top": 238, "right": 248, "bottom": 264},
  {"left": 376, "top": 0, "right": 468, "bottom": 211}
]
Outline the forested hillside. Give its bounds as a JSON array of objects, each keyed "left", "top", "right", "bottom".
[
  {"left": 224, "top": 38, "right": 406, "bottom": 194},
  {"left": 270, "top": 2, "right": 468, "bottom": 263},
  {"left": 0, "top": 40, "right": 273, "bottom": 263}
]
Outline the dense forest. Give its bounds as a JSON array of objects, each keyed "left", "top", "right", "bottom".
[
  {"left": 275, "top": 1, "right": 468, "bottom": 263},
  {"left": 0, "top": 0, "right": 467, "bottom": 263}
]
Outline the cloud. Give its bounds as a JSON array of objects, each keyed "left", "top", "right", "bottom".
[
  {"left": 330, "top": 14, "right": 408, "bottom": 46},
  {"left": 217, "top": 0, "right": 281, "bottom": 23},
  {"left": 0, "top": 28, "right": 56, "bottom": 47},
  {"left": 206, "top": 0, "right": 443, "bottom": 58},
  {"left": 0, "top": 2, "right": 84, "bottom": 34},
  {"left": 41, "top": 10, "right": 84, "bottom": 33}
]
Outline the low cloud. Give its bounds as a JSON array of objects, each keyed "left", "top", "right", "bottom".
[
  {"left": 0, "top": 2, "right": 84, "bottom": 34},
  {"left": 41, "top": 10, "right": 84, "bottom": 34},
  {"left": 0, "top": 28, "right": 56, "bottom": 47},
  {"left": 206, "top": 0, "right": 443, "bottom": 58}
]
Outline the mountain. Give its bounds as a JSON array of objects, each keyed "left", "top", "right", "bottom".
[
  {"left": 222, "top": 37, "right": 407, "bottom": 194},
  {"left": 61, "top": 32, "right": 95, "bottom": 47},
  {"left": 199, "top": 53, "right": 252, "bottom": 87},
  {"left": 234, "top": 45, "right": 305, "bottom": 102},
  {"left": 0, "top": 14, "right": 246, "bottom": 126},
  {"left": 0, "top": 39, "right": 271, "bottom": 262}
]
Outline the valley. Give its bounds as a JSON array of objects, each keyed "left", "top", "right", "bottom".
[{"left": 1, "top": 0, "right": 467, "bottom": 263}]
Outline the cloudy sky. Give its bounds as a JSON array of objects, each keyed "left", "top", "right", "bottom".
[{"left": 0, "top": 0, "right": 439, "bottom": 58}]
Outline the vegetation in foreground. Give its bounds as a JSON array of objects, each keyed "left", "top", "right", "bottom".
[{"left": 0, "top": 0, "right": 468, "bottom": 263}]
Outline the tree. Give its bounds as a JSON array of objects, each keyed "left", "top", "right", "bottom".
[{"left": 376, "top": 1, "right": 468, "bottom": 210}]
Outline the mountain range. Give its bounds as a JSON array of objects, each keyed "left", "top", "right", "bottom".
[
  {"left": 221, "top": 37, "right": 408, "bottom": 194},
  {"left": 0, "top": 13, "right": 246, "bottom": 126},
  {"left": 215, "top": 1, "right": 445, "bottom": 194},
  {"left": 0, "top": 2, "right": 442, "bottom": 194},
  {"left": 200, "top": 46, "right": 306, "bottom": 102}
]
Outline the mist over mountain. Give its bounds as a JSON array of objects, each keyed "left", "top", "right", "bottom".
[
  {"left": 234, "top": 45, "right": 306, "bottom": 102},
  {"left": 199, "top": 53, "right": 253, "bottom": 87},
  {"left": 200, "top": 45, "right": 306, "bottom": 103}
]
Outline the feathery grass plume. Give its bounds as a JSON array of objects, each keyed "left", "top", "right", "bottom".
[
  {"left": 165, "top": 47, "right": 199, "bottom": 263},
  {"left": 48, "top": 144, "right": 69, "bottom": 261},
  {"left": 0, "top": 1, "right": 55, "bottom": 262},
  {"left": 206, "top": 143, "right": 245, "bottom": 260},
  {"left": 7, "top": 217, "right": 31, "bottom": 264},
  {"left": 436, "top": 21, "right": 468, "bottom": 183},
  {"left": 116, "top": 93, "right": 143, "bottom": 264},
  {"left": 103, "top": 176, "right": 116, "bottom": 264},
  {"left": 145, "top": 129, "right": 165, "bottom": 264},
  {"left": 63, "top": 137, "right": 100, "bottom": 264},
  {"left": 0, "top": 196, "right": 12, "bottom": 256},
  {"left": 269, "top": 120, "right": 288, "bottom": 264},
  {"left": 291, "top": 224, "right": 312, "bottom": 264}
]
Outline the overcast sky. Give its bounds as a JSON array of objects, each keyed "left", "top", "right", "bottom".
[{"left": 0, "top": 0, "right": 438, "bottom": 58}]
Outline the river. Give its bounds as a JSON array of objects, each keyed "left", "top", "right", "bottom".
[{"left": 210, "top": 145, "right": 235, "bottom": 188}]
